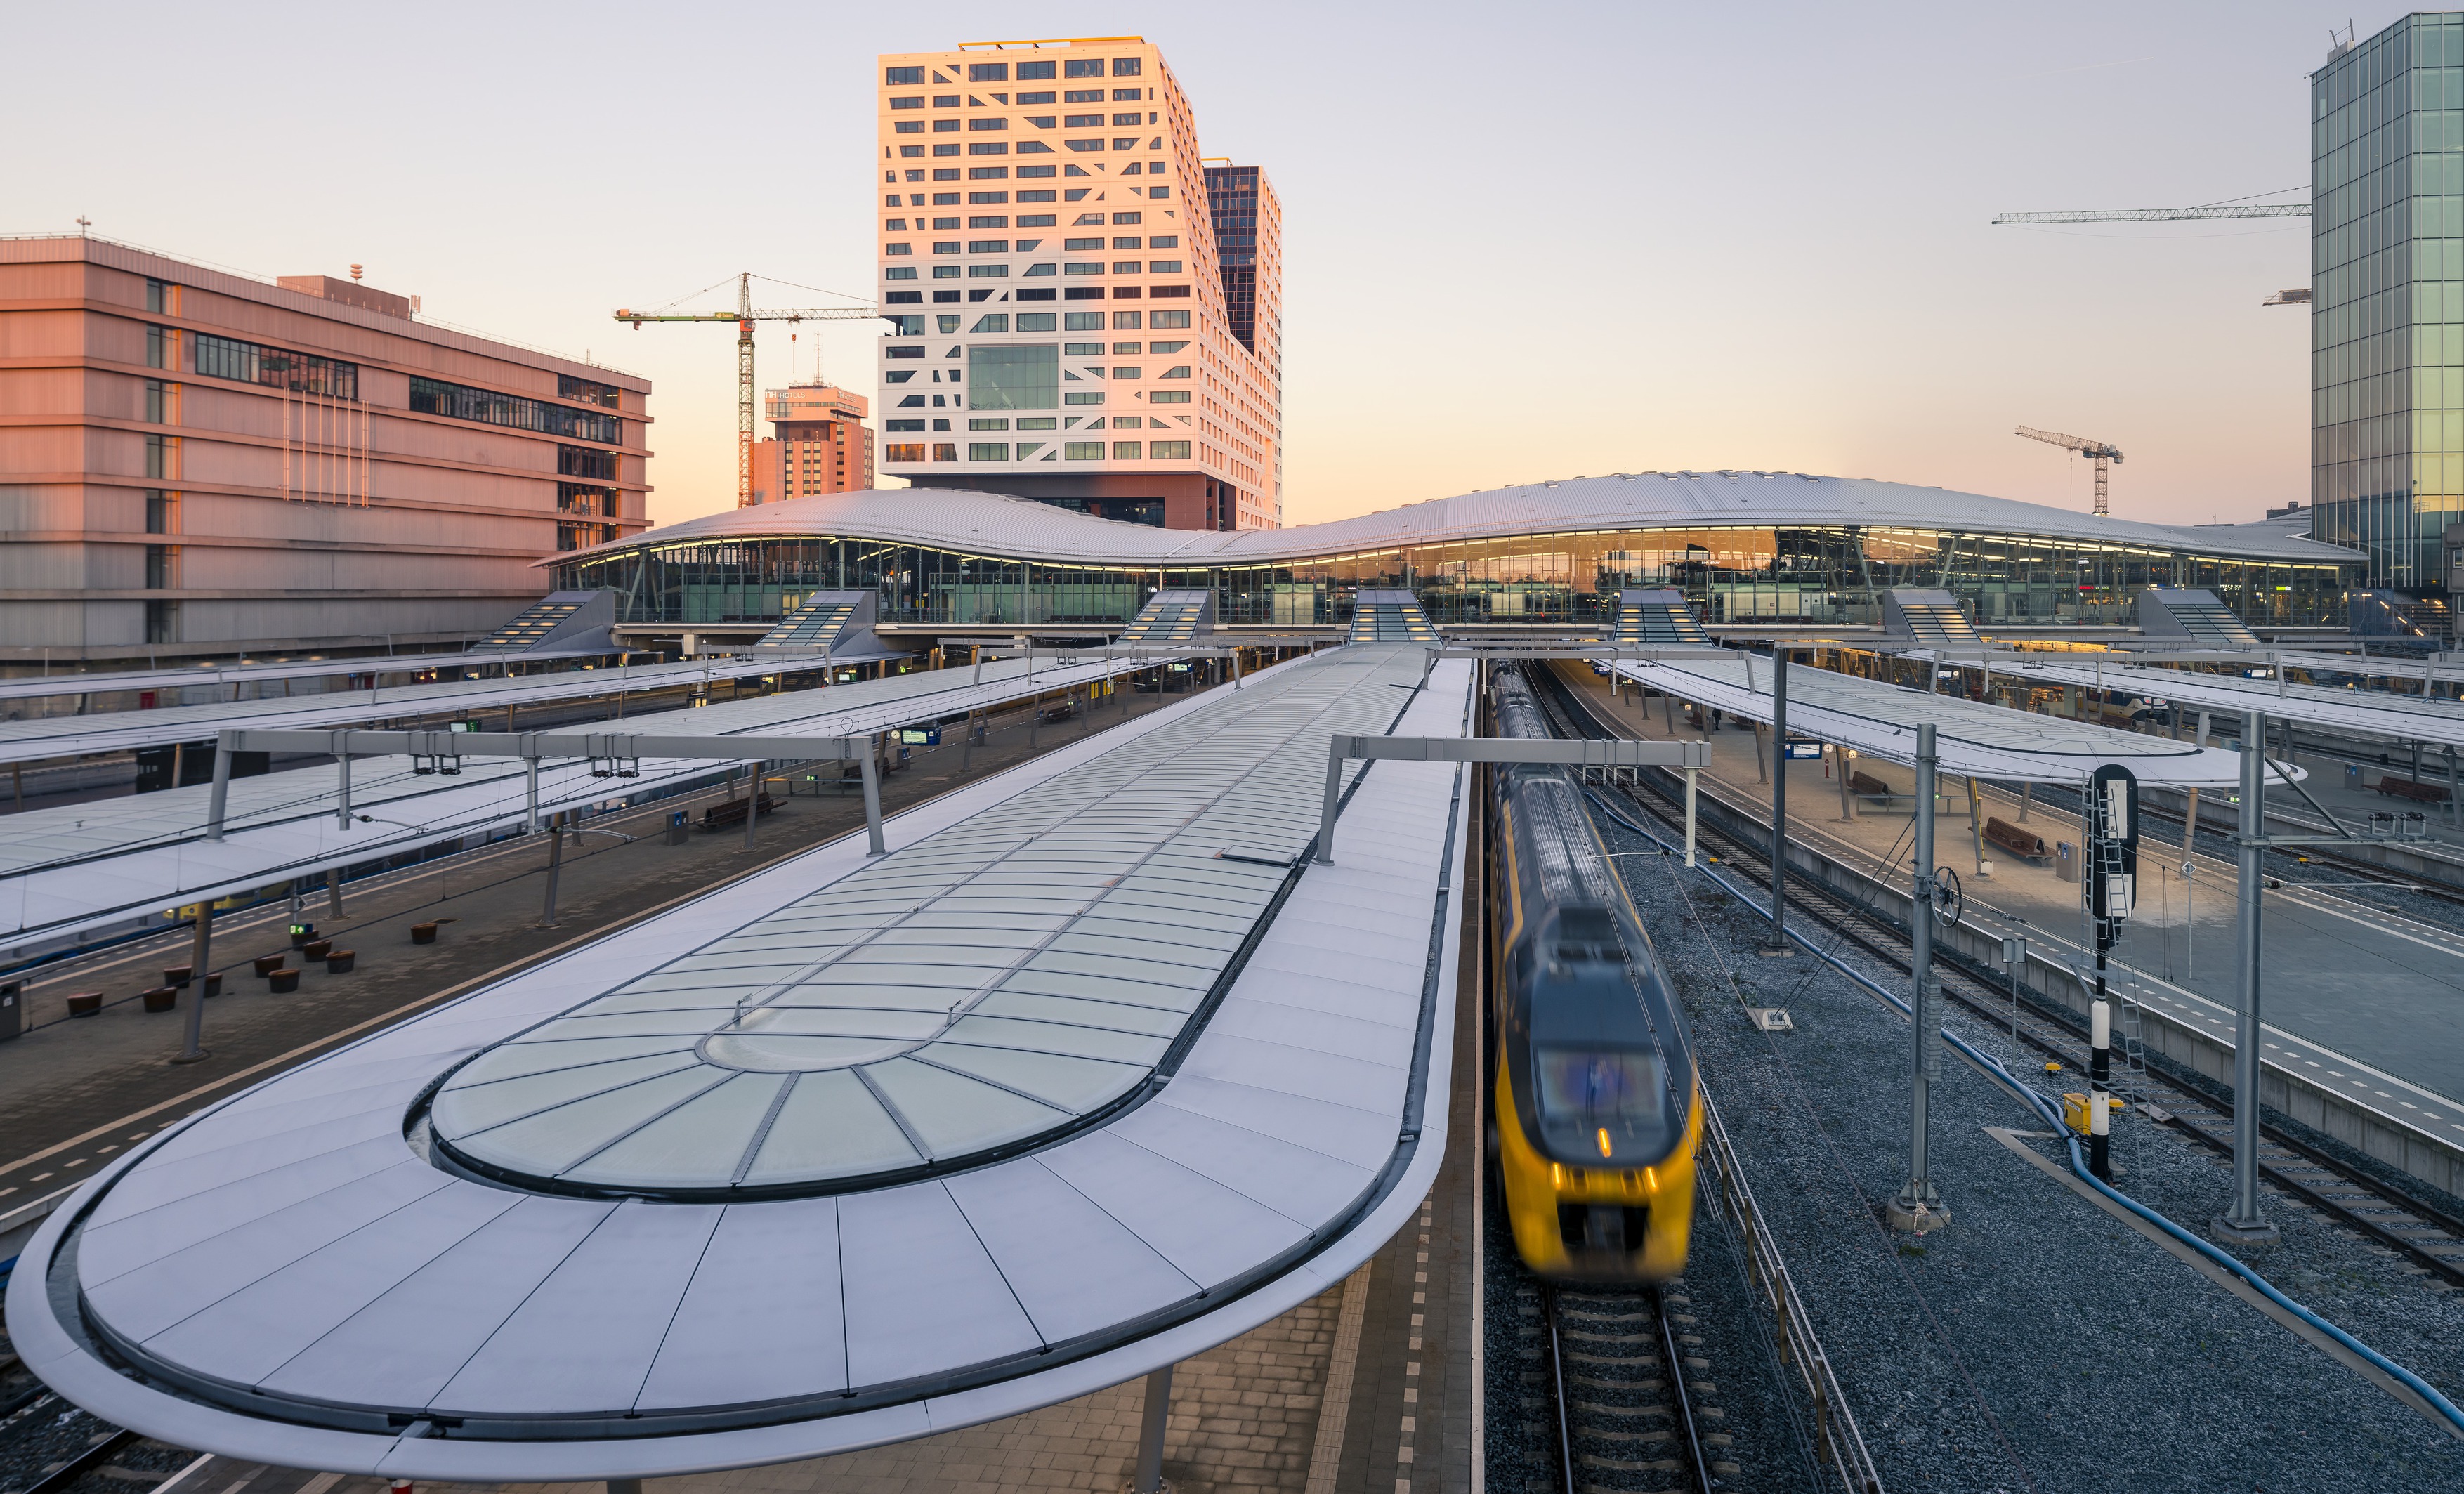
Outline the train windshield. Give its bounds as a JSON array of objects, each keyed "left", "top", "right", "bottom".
[{"left": 1533, "top": 1047, "right": 1668, "bottom": 1139}]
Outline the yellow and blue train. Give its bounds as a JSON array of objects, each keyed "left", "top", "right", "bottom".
[{"left": 1488, "top": 664, "right": 1701, "bottom": 1280}]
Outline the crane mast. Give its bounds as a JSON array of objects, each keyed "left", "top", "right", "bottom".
[
  {"left": 2016, "top": 425, "right": 2125, "bottom": 517},
  {"left": 615, "top": 273, "right": 882, "bottom": 508}
]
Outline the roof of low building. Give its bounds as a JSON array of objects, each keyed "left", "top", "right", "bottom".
[{"left": 549, "top": 473, "right": 2364, "bottom": 570}]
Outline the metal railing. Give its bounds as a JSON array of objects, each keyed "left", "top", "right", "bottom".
[{"left": 1696, "top": 1090, "right": 1885, "bottom": 1494}]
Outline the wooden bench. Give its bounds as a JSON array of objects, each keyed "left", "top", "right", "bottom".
[
  {"left": 2375, "top": 775, "right": 2451, "bottom": 805},
  {"left": 1037, "top": 698, "right": 1079, "bottom": 724},
  {"left": 700, "top": 792, "right": 777, "bottom": 830},
  {"left": 1984, "top": 816, "right": 2050, "bottom": 863},
  {"left": 1849, "top": 770, "right": 1911, "bottom": 808}
]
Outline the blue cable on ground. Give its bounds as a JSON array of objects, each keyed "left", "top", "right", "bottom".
[{"left": 1581, "top": 787, "right": 2464, "bottom": 1436}]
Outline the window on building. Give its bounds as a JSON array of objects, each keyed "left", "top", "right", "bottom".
[
  {"left": 886, "top": 442, "right": 925, "bottom": 461},
  {"left": 969, "top": 62, "right": 1007, "bottom": 81},
  {"left": 934, "top": 240, "right": 962, "bottom": 253},
  {"left": 145, "top": 598, "right": 179, "bottom": 643},
  {"left": 1016, "top": 313, "right": 1057, "bottom": 332},
  {"left": 1016, "top": 417, "right": 1058, "bottom": 431},
  {"left": 938, "top": 315, "right": 963, "bottom": 332},
  {"left": 414, "top": 377, "right": 622, "bottom": 441},
  {"left": 1112, "top": 261, "right": 1142, "bottom": 274},
  {"left": 1121, "top": 162, "right": 1142, "bottom": 176},
  {"left": 1112, "top": 211, "right": 1143, "bottom": 224},
  {"left": 886, "top": 66, "right": 924, "bottom": 84},
  {"left": 933, "top": 167, "right": 959, "bottom": 178},
  {"left": 143, "top": 378, "right": 166, "bottom": 423},
  {"left": 934, "top": 144, "right": 961, "bottom": 156},
  {"left": 1143, "top": 259, "right": 1181, "bottom": 273},
  {"left": 967, "top": 442, "right": 1009, "bottom": 460},
  {"left": 884, "top": 242, "right": 913, "bottom": 254},
  {"left": 966, "top": 236, "right": 1009, "bottom": 250},
  {"left": 1150, "top": 341, "right": 1188, "bottom": 354},
  {"left": 1066, "top": 138, "right": 1103, "bottom": 152},
  {"left": 1065, "top": 186, "right": 1092, "bottom": 198},
  {"left": 969, "top": 142, "right": 1008, "bottom": 155},
  {"left": 1149, "top": 310, "right": 1190, "bottom": 329},
  {"left": 933, "top": 443, "right": 958, "bottom": 461},
  {"left": 891, "top": 95, "right": 924, "bottom": 109},
  {"left": 195, "top": 334, "right": 359, "bottom": 399},
  {"left": 968, "top": 342, "right": 1059, "bottom": 409},
  {"left": 1014, "top": 440, "right": 1046, "bottom": 458},
  {"left": 1111, "top": 112, "right": 1142, "bottom": 126},
  {"left": 1108, "top": 341, "right": 1141, "bottom": 354},
  {"left": 969, "top": 117, "right": 1007, "bottom": 131},
  {"left": 1111, "top": 366, "right": 1141, "bottom": 379},
  {"left": 1023, "top": 263, "right": 1057, "bottom": 277},
  {"left": 1113, "top": 440, "right": 1142, "bottom": 458},
  {"left": 894, "top": 120, "right": 924, "bottom": 133},
  {"left": 1064, "top": 58, "right": 1104, "bottom": 77},
  {"left": 1149, "top": 389, "right": 1191, "bottom": 404},
  {"left": 1063, "top": 313, "right": 1106, "bottom": 332},
  {"left": 933, "top": 93, "right": 960, "bottom": 106},
  {"left": 968, "top": 264, "right": 1009, "bottom": 277},
  {"left": 1106, "top": 416, "right": 1140, "bottom": 430},
  {"left": 1111, "top": 137, "right": 1139, "bottom": 150},
  {"left": 933, "top": 118, "right": 961, "bottom": 132},
  {"left": 1065, "top": 113, "right": 1103, "bottom": 127},
  {"left": 890, "top": 413, "right": 925, "bottom": 426},
  {"left": 1018, "top": 212, "right": 1056, "bottom": 225},
  {"left": 885, "top": 266, "right": 919, "bottom": 280},
  {"left": 1025, "top": 114, "right": 1056, "bottom": 127},
  {"left": 885, "top": 369, "right": 917, "bottom": 382},
  {"left": 970, "top": 314, "right": 1010, "bottom": 333},
  {"left": 145, "top": 277, "right": 171, "bottom": 313},
  {"left": 1112, "top": 58, "right": 1141, "bottom": 77},
  {"left": 1065, "top": 342, "right": 1103, "bottom": 355},
  {"left": 1063, "top": 440, "right": 1104, "bottom": 458},
  {"left": 1018, "top": 60, "right": 1055, "bottom": 80},
  {"left": 884, "top": 213, "right": 907, "bottom": 226},
  {"left": 556, "top": 443, "right": 617, "bottom": 480},
  {"left": 969, "top": 416, "right": 1009, "bottom": 431},
  {"left": 1104, "top": 237, "right": 1138, "bottom": 249},
  {"left": 932, "top": 266, "right": 962, "bottom": 279},
  {"left": 1064, "top": 237, "right": 1103, "bottom": 250},
  {"left": 1148, "top": 235, "right": 1178, "bottom": 248},
  {"left": 886, "top": 317, "right": 927, "bottom": 337},
  {"left": 1158, "top": 363, "right": 1191, "bottom": 376},
  {"left": 1064, "top": 391, "right": 1105, "bottom": 405},
  {"left": 900, "top": 145, "right": 926, "bottom": 157},
  {"left": 145, "top": 325, "right": 166, "bottom": 369},
  {"left": 1150, "top": 440, "right": 1190, "bottom": 459},
  {"left": 1113, "top": 310, "right": 1143, "bottom": 329}
]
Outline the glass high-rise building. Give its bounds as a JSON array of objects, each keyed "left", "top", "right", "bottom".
[{"left": 2312, "top": 12, "right": 2464, "bottom": 594}]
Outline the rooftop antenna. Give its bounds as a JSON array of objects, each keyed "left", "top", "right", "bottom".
[{"left": 74, "top": 216, "right": 90, "bottom": 237}]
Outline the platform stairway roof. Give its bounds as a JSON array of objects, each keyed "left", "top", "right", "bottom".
[
  {"left": 1880, "top": 587, "right": 1981, "bottom": 647},
  {"left": 467, "top": 590, "right": 615, "bottom": 655},
  {"left": 1115, "top": 588, "right": 1216, "bottom": 644},
  {"left": 1348, "top": 589, "right": 1439, "bottom": 644},
  {"left": 752, "top": 590, "right": 894, "bottom": 660},
  {"left": 1612, "top": 588, "right": 1712, "bottom": 646},
  {"left": 2137, "top": 588, "right": 2261, "bottom": 649}
]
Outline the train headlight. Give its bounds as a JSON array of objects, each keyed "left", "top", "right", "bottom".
[
  {"left": 1596, "top": 1127, "right": 1612, "bottom": 1158},
  {"left": 1646, "top": 1167, "right": 1658, "bottom": 1191}
]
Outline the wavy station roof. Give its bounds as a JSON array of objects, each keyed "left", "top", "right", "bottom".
[
  {"left": 553, "top": 476, "right": 2364, "bottom": 572},
  {"left": 10, "top": 645, "right": 1474, "bottom": 1480}
]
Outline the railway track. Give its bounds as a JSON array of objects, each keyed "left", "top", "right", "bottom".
[
  {"left": 1540, "top": 1280, "right": 1713, "bottom": 1494},
  {"left": 1534, "top": 667, "right": 2464, "bottom": 1290}
]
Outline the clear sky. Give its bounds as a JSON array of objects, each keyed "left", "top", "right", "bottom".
[{"left": 4, "top": 0, "right": 2372, "bottom": 531}]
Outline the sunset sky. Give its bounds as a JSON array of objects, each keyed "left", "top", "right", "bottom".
[{"left": 6, "top": 0, "right": 2357, "bottom": 531}]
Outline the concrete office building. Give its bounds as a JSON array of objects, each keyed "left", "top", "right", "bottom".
[
  {"left": 0, "top": 235, "right": 651, "bottom": 667},
  {"left": 752, "top": 383, "right": 874, "bottom": 504},
  {"left": 2311, "top": 13, "right": 2464, "bottom": 596},
  {"left": 873, "top": 37, "right": 1281, "bottom": 530}
]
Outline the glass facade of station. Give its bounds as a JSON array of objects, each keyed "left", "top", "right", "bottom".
[
  {"left": 554, "top": 523, "right": 2357, "bottom": 632},
  {"left": 2312, "top": 12, "right": 2464, "bottom": 592}
]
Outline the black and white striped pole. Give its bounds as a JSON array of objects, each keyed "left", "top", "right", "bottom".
[
  {"left": 2083, "top": 762, "right": 2138, "bottom": 1184},
  {"left": 2088, "top": 997, "right": 2113, "bottom": 1180}
]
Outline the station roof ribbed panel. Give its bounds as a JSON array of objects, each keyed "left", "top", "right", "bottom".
[
  {"left": 550, "top": 478, "right": 2363, "bottom": 572},
  {"left": 1984, "top": 655, "right": 2464, "bottom": 750}
]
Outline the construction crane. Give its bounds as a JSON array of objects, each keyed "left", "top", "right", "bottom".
[
  {"left": 2016, "top": 426, "right": 2124, "bottom": 517},
  {"left": 1991, "top": 204, "right": 2310, "bottom": 224},
  {"left": 616, "top": 273, "right": 881, "bottom": 508}
]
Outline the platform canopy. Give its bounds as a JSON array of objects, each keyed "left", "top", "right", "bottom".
[
  {"left": 1615, "top": 655, "right": 2255, "bottom": 787},
  {"left": 0, "top": 646, "right": 627, "bottom": 707},
  {"left": 8, "top": 646, "right": 1474, "bottom": 1481},
  {"left": 0, "top": 652, "right": 1181, "bottom": 955},
  {"left": 0, "top": 653, "right": 874, "bottom": 769},
  {"left": 1984, "top": 655, "right": 2464, "bottom": 752}
]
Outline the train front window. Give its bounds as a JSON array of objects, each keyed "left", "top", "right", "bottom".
[{"left": 1533, "top": 1049, "right": 1667, "bottom": 1148}]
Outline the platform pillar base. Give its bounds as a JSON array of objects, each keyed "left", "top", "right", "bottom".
[
  {"left": 1884, "top": 1199, "right": 1951, "bottom": 1234},
  {"left": 2209, "top": 1214, "right": 2281, "bottom": 1247}
]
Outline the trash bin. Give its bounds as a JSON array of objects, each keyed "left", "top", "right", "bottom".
[
  {"left": 665, "top": 810, "right": 690, "bottom": 846},
  {"left": 0, "top": 981, "right": 20, "bottom": 1042},
  {"left": 2345, "top": 762, "right": 2364, "bottom": 790},
  {"left": 2055, "top": 841, "right": 2079, "bottom": 883}
]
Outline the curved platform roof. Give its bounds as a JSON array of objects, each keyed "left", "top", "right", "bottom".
[
  {"left": 8, "top": 646, "right": 1474, "bottom": 1481},
  {"left": 549, "top": 476, "right": 2364, "bottom": 571},
  {"left": 1616, "top": 655, "right": 2256, "bottom": 786},
  {"left": 1988, "top": 655, "right": 2464, "bottom": 752}
]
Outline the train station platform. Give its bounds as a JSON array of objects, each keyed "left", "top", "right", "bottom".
[
  {"left": 1564, "top": 667, "right": 2464, "bottom": 1186},
  {"left": 0, "top": 653, "right": 1198, "bottom": 959},
  {"left": 8, "top": 643, "right": 1477, "bottom": 1481}
]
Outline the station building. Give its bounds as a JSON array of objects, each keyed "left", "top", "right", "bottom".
[
  {"left": 873, "top": 37, "right": 1282, "bottom": 531},
  {"left": 0, "top": 234, "right": 651, "bottom": 666},
  {"left": 548, "top": 472, "right": 2366, "bottom": 648}
]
